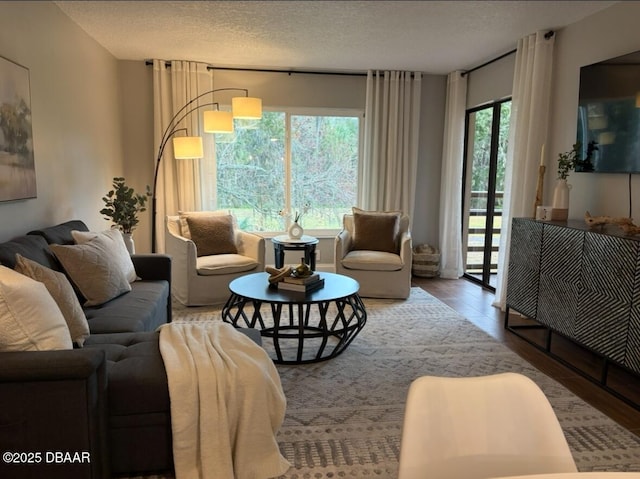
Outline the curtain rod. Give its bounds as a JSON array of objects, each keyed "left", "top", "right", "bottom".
[
  {"left": 145, "top": 60, "right": 422, "bottom": 78},
  {"left": 145, "top": 60, "right": 368, "bottom": 77},
  {"left": 461, "top": 30, "right": 555, "bottom": 77}
]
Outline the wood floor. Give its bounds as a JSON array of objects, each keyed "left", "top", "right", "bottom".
[{"left": 412, "top": 276, "right": 640, "bottom": 436}]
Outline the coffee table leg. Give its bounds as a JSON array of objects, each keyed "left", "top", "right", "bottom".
[{"left": 270, "top": 302, "right": 284, "bottom": 363}]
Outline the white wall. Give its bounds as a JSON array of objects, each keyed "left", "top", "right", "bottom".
[
  {"left": 549, "top": 2, "right": 640, "bottom": 220},
  {"left": 0, "top": 2, "right": 124, "bottom": 243}
]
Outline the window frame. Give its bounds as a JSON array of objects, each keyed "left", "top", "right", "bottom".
[{"left": 212, "top": 105, "right": 364, "bottom": 237}]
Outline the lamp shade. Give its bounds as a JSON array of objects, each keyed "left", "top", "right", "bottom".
[
  {"left": 232, "top": 96, "right": 262, "bottom": 119},
  {"left": 204, "top": 110, "right": 234, "bottom": 133},
  {"left": 173, "top": 136, "right": 204, "bottom": 159}
]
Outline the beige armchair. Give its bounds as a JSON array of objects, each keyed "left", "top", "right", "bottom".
[
  {"left": 165, "top": 212, "right": 265, "bottom": 306},
  {"left": 335, "top": 209, "right": 412, "bottom": 299}
]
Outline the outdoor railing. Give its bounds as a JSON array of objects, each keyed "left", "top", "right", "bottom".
[{"left": 465, "top": 190, "right": 503, "bottom": 273}]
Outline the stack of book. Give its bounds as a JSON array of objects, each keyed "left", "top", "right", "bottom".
[{"left": 278, "top": 273, "right": 324, "bottom": 293}]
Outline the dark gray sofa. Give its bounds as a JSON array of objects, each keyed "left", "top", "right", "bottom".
[{"left": 0, "top": 220, "right": 174, "bottom": 478}]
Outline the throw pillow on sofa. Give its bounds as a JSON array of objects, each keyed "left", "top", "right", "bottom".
[
  {"left": 50, "top": 234, "right": 132, "bottom": 307},
  {"left": 71, "top": 229, "right": 138, "bottom": 282},
  {"left": 14, "top": 253, "right": 90, "bottom": 347},
  {"left": 0, "top": 265, "right": 73, "bottom": 351}
]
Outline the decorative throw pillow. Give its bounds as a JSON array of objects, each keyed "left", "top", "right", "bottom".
[
  {"left": 351, "top": 207, "right": 401, "bottom": 253},
  {"left": 186, "top": 215, "right": 238, "bottom": 257},
  {"left": 178, "top": 210, "right": 230, "bottom": 239},
  {"left": 71, "top": 229, "right": 137, "bottom": 283},
  {"left": 50, "top": 234, "right": 132, "bottom": 307},
  {"left": 14, "top": 254, "right": 90, "bottom": 347},
  {"left": 0, "top": 265, "right": 72, "bottom": 351}
]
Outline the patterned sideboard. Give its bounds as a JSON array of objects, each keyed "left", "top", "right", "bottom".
[{"left": 506, "top": 217, "right": 640, "bottom": 379}]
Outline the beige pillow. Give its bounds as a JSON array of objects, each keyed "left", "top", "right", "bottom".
[
  {"left": 178, "top": 210, "right": 230, "bottom": 238},
  {"left": 0, "top": 265, "right": 72, "bottom": 351},
  {"left": 186, "top": 215, "right": 238, "bottom": 257},
  {"left": 14, "top": 254, "right": 90, "bottom": 347},
  {"left": 50, "top": 234, "right": 132, "bottom": 307},
  {"left": 351, "top": 207, "right": 401, "bottom": 253},
  {"left": 71, "top": 229, "right": 137, "bottom": 283}
]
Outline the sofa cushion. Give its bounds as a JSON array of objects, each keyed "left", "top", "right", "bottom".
[
  {"left": 186, "top": 214, "right": 238, "bottom": 256},
  {"left": 28, "top": 220, "right": 89, "bottom": 245},
  {"left": 83, "top": 280, "right": 169, "bottom": 334},
  {"left": 341, "top": 250, "right": 403, "bottom": 271},
  {"left": 71, "top": 229, "right": 138, "bottom": 283},
  {"left": 51, "top": 235, "right": 132, "bottom": 307},
  {"left": 196, "top": 254, "right": 259, "bottom": 276},
  {"left": 0, "top": 235, "right": 59, "bottom": 271},
  {"left": 352, "top": 207, "right": 401, "bottom": 253},
  {"left": 0, "top": 265, "right": 73, "bottom": 351},
  {"left": 14, "top": 254, "right": 90, "bottom": 347},
  {"left": 84, "top": 332, "right": 169, "bottom": 417}
]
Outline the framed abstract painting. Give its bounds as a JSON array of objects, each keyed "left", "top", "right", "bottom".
[{"left": 0, "top": 55, "right": 36, "bottom": 201}]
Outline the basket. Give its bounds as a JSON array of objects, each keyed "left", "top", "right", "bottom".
[{"left": 412, "top": 245, "right": 440, "bottom": 278}]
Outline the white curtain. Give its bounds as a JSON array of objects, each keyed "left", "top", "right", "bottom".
[
  {"left": 438, "top": 71, "right": 467, "bottom": 279},
  {"left": 494, "top": 31, "right": 555, "bottom": 309},
  {"left": 359, "top": 70, "right": 422, "bottom": 221},
  {"left": 152, "top": 60, "right": 212, "bottom": 252}
]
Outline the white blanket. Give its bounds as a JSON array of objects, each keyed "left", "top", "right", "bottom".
[{"left": 159, "top": 322, "right": 291, "bottom": 479}]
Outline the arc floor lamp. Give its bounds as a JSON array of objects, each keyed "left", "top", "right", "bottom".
[{"left": 151, "top": 88, "right": 262, "bottom": 252}]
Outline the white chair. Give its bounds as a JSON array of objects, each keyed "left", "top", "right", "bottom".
[
  {"left": 165, "top": 212, "right": 265, "bottom": 305},
  {"left": 398, "top": 373, "right": 578, "bottom": 479},
  {"left": 334, "top": 210, "right": 412, "bottom": 299}
]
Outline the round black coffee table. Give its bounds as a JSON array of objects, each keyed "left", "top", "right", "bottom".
[{"left": 221, "top": 272, "right": 367, "bottom": 364}]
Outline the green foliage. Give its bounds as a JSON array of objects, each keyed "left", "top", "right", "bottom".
[
  {"left": 557, "top": 140, "right": 599, "bottom": 179},
  {"left": 469, "top": 102, "right": 511, "bottom": 211},
  {"left": 557, "top": 143, "right": 580, "bottom": 180},
  {"left": 100, "top": 177, "right": 151, "bottom": 234},
  {"left": 214, "top": 112, "right": 358, "bottom": 230}
]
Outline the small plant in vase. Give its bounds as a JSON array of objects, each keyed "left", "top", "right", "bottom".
[
  {"left": 554, "top": 141, "right": 598, "bottom": 213},
  {"left": 100, "top": 177, "right": 151, "bottom": 253}
]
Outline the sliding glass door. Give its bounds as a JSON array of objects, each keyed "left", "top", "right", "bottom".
[{"left": 462, "top": 99, "right": 510, "bottom": 290}]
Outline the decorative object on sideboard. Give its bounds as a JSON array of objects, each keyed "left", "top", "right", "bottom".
[
  {"left": 151, "top": 88, "right": 262, "bottom": 252},
  {"left": 0, "top": 55, "right": 36, "bottom": 202},
  {"left": 552, "top": 141, "right": 598, "bottom": 221},
  {"left": 532, "top": 143, "right": 546, "bottom": 218},
  {"left": 100, "top": 177, "right": 151, "bottom": 254},
  {"left": 584, "top": 211, "right": 640, "bottom": 235}
]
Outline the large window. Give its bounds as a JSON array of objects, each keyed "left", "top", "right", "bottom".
[{"left": 204, "top": 109, "right": 361, "bottom": 233}]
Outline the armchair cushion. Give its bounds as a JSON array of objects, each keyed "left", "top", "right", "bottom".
[
  {"left": 341, "top": 250, "right": 404, "bottom": 271},
  {"left": 196, "top": 254, "right": 260, "bottom": 276},
  {"left": 186, "top": 214, "right": 238, "bottom": 256},
  {"left": 352, "top": 207, "right": 401, "bottom": 253}
]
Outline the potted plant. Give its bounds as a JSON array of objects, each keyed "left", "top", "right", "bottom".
[{"left": 100, "top": 177, "right": 151, "bottom": 253}]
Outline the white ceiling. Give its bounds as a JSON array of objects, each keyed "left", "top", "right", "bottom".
[{"left": 55, "top": 0, "right": 618, "bottom": 75}]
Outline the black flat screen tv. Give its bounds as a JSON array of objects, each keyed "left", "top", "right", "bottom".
[{"left": 576, "top": 50, "right": 640, "bottom": 174}]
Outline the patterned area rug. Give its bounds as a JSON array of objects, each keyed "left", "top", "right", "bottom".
[{"left": 142, "top": 287, "right": 640, "bottom": 478}]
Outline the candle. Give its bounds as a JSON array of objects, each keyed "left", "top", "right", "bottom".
[{"left": 540, "top": 143, "right": 545, "bottom": 167}]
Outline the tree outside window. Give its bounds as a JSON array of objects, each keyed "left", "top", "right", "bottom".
[{"left": 207, "top": 110, "right": 361, "bottom": 232}]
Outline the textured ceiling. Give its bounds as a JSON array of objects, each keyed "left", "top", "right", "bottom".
[{"left": 55, "top": 0, "right": 617, "bottom": 74}]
